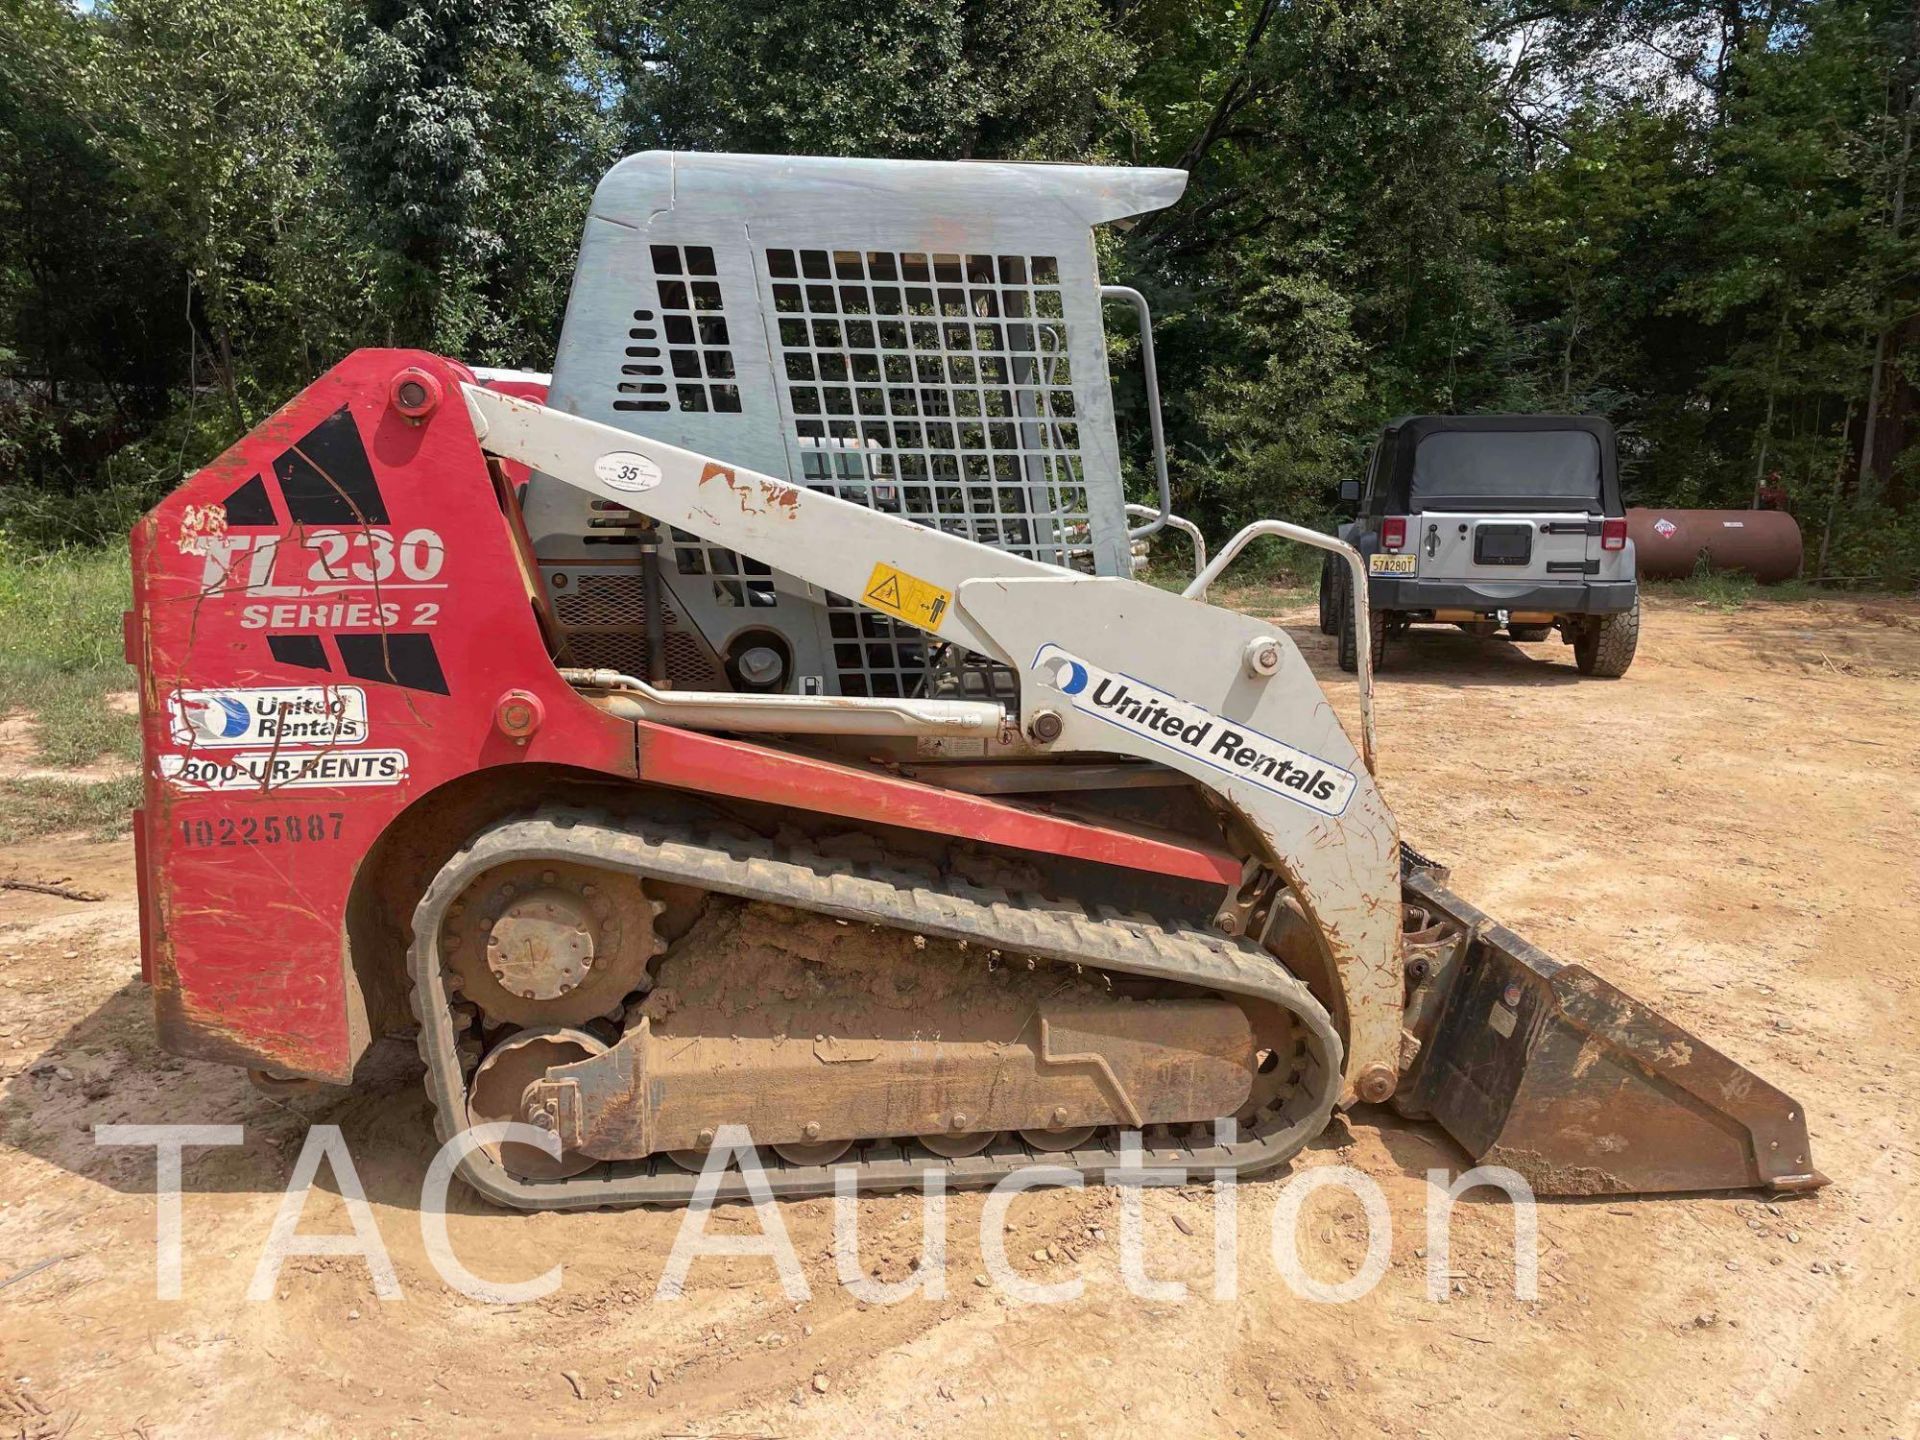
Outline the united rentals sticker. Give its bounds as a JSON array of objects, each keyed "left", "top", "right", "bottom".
[
  {"left": 1032, "top": 644, "right": 1356, "bottom": 816},
  {"left": 159, "top": 748, "right": 408, "bottom": 792},
  {"left": 166, "top": 686, "right": 368, "bottom": 749}
]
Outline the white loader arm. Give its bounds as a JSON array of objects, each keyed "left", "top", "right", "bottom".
[{"left": 463, "top": 384, "right": 1405, "bottom": 1101}]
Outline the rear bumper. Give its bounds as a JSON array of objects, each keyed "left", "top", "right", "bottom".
[{"left": 1368, "top": 577, "right": 1635, "bottom": 615}]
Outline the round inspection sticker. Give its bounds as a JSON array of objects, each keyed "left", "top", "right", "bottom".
[{"left": 594, "top": 451, "right": 663, "bottom": 493}]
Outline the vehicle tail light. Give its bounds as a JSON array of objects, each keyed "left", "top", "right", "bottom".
[
  {"left": 1601, "top": 517, "right": 1627, "bottom": 552},
  {"left": 1381, "top": 516, "right": 1407, "bottom": 551}
]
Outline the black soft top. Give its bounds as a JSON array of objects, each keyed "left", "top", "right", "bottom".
[{"left": 1367, "top": 414, "right": 1620, "bottom": 516}]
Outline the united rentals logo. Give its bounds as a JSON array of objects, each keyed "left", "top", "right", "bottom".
[
  {"left": 166, "top": 686, "right": 369, "bottom": 749},
  {"left": 1032, "top": 645, "right": 1356, "bottom": 816}
]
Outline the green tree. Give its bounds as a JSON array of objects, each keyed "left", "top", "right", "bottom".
[
  {"left": 4, "top": 0, "right": 1919, "bottom": 584},
  {"left": 1674, "top": 4, "right": 1892, "bottom": 524},
  {"left": 1502, "top": 106, "right": 1687, "bottom": 413},
  {"left": 604, "top": 0, "right": 1131, "bottom": 160},
  {"left": 0, "top": 0, "right": 185, "bottom": 488},
  {"left": 336, "top": 0, "right": 615, "bottom": 356},
  {"left": 93, "top": 0, "right": 362, "bottom": 428},
  {"left": 1117, "top": 0, "right": 1509, "bottom": 528}
]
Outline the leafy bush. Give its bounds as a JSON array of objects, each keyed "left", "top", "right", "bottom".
[
  {"left": 0, "top": 477, "right": 161, "bottom": 552},
  {"left": 1816, "top": 504, "right": 1920, "bottom": 591}
]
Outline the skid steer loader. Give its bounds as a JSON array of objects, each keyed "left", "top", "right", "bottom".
[{"left": 128, "top": 153, "right": 1820, "bottom": 1208}]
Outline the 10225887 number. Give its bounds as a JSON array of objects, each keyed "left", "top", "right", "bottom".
[{"left": 178, "top": 812, "right": 346, "bottom": 848}]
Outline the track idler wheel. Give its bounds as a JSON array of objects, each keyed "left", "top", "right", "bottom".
[{"left": 467, "top": 1027, "right": 607, "bottom": 1180}]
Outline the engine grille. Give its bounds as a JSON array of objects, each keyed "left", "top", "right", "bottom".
[{"left": 551, "top": 571, "right": 726, "bottom": 689}]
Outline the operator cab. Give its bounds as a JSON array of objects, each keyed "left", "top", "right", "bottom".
[{"left": 1320, "top": 414, "right": 1640, "bottom": 677}]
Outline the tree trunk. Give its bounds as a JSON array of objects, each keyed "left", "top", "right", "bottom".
[
  {"left": 216, "top": 327, "right": 247, "bottom": 435},
  {"left": 1856, "top": 0, "right": 1919, "bottom": 509},
  {"left": 1752, "top": 320, "right": 1786, "bottom": 506},
  {"left": 1818, "top": 398, "right": 1859, "bottom": 580},
  {"left": 1715, "top": 0, "right": 1749, "bottom": 108},
  {"left": 1561, "top": 308, "right": 1581, "bottom": 407}
]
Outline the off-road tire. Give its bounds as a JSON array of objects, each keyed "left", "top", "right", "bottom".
[
  {"left": 1317, "top": 561, "right": 1338, "bottom": 635},
  {"left": 1507, "top": 623, "right": 1553, "bottom": 642},
  {"left": 1338, "top": 586, "right": 1388, "bottom": 674},
  {"left": 1574, "top": 596, "right": 1640, "bottom": 677}
]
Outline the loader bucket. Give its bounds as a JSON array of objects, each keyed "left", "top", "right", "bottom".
[{"left": 1395, "top": 868, "right": 1823, "bottom": 1196}]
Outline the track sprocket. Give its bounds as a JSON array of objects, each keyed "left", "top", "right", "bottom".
[{"left": 441, "top": 858, "right": 662, "bottom": 1027}]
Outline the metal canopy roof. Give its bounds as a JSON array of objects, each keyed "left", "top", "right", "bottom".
[{"left": 588, "top": 151, "right": 1189, "bottom": 234}]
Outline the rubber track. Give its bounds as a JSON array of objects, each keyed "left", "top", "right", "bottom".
[{"left": 409, "top": 809, "right": 1343, "bottom": 1210}]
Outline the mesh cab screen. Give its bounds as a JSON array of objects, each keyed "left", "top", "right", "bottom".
[
  {"left": 765, "top": 248, "right": 1092, "bottom": 698},
  {"left": 616, "top": 245, "right": 741, "bottom": 415},
  {"left": 538, "top": 155, "right": 1185, "bottom": 701},
  {"left": 767, "top": 249, "right": 1092, "bottom": 571}
]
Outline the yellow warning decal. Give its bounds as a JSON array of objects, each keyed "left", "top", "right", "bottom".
[{"left": 862, "top": 562, "right": 953, "bottom": 632}]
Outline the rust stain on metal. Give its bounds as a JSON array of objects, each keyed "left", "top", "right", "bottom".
[
  {"left": 533, "top": 903, "right": 1255, "bottom": 1163},
  {"left": 176, "top": 502, "right": 228, "bottom": 556},
  {"left": 758, "top": 477, "right": 801, "bottom": 519},
  {"left": 696, "top": 458, "right": 800, "bottom": 519}
]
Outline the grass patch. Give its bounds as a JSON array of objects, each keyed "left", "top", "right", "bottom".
[
  {"left": 1214, "top": 581, "right": 1317, "bottom": 620},
  {"left": 1138, "top": 562, "right": 1316, "bottom": 616},
  {"left": 1644, "top": 573, "right": 1828, "bottom": 612},
  {"left": 1137, "top": 563, "right": 1198, "bottom": 596},
  {"left": 1653, "top": 569, "right": 1759, "bottom": 611},
  {"left": 0, "top": 543, "right": 137, "bottom": 766},
  {"left": 0, "top": 773, "right": 142, "bottom": 843},
  {"left": 0, "top": 543, "right": 138, "bottom": 840}
]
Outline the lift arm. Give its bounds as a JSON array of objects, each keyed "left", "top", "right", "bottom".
[{"left": 462, "top": 382, "right": 1409, "bottom": 1101}]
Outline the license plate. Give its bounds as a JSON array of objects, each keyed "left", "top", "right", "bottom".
[{"left": 1369, "top": 553, "right": 1417, "bottom": 575}]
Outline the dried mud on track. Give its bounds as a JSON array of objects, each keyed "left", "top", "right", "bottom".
[{"left": 2, "top": 596, "right": 1916, "bottom": 1438}]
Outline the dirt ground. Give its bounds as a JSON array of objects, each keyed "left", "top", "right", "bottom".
[{"left": 2, "top": 594, "right": 1916, "bottom": 1439}]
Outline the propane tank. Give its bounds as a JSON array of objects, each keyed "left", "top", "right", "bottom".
[{"left": 1626, "top": 508, "right": 1803, "bottom": 583}]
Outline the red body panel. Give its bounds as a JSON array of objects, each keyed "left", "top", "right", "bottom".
[
  {"left": 134, "top": 352, "right": 638, "bottom": 1080},
  {"left": 134, "top": 350, "right": 1234, "bottom": 1082},
  {"left": 632, "top": 721, "right": 1241, "bottom": 886}
]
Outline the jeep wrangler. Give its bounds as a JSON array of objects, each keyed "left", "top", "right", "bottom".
[{"left": 1319, "top": 415, "right": 1639, "bottom": 677}]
